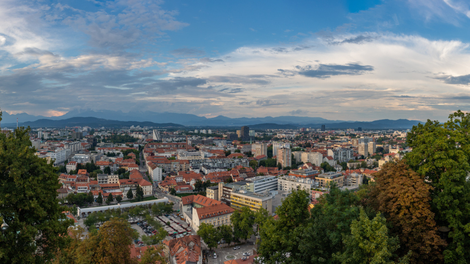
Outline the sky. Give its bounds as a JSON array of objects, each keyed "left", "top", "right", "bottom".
[{"left": 1, "top": 0, "right": 470, "bottom": 121}]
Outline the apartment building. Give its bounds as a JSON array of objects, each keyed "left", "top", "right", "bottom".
[
  {"left": 206, "top": 186, "right": 219, "bottom": 201},
  {"left": 300, "top": 152, "right": 323, "bottom": 166},
  {"left": 277, "top": 147, "right": 292, "bottom": 168},
  {"left": 252, "top": 143, "right": 268, "bottom": 157},
  {"left": 316, "top": 172, "right": 345, "bottom": 188},
  {"left": 278, "top": 175, "right": 315, "bottom": 192}
]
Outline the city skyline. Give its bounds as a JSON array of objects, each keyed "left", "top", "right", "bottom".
[{"left": 1, "top": 0, "right": 470, "bottom": 121}]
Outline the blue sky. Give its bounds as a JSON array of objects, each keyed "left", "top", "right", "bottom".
[{"left": 1, "top": 0, "right": 470, "bottom": 121}]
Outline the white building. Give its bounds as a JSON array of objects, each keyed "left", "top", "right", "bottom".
[
  {"left": 47, "top": 148, "right": 68, "bottom": 166},
  {"left": 301, "top": 152, "right": 323, "bottom": 166},
  {"left": 278, "top": 175, "right": 315, "bottom": 192},
  {"left": 273, "top": 142, "right": 290, "bottom": 158},
  {"left": 252, "top": 143, "right": 268, "bottom": 157},
  {"left": 245, "top": 176, "right": 278, "bottom": 193}
]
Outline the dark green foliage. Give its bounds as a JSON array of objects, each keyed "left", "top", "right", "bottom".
[
  {"left": 127, "top": 189, "right": 134, "bottom": 199},
  {"left": 136, "top": 186, "right": 144, "bottom": 201},
  {"left": 96, "top": 192, "right": 103, "bottom": 205},
  {"left": 405, "top": 111, "right": 470, "bottom": 264},
  {"left": 106, "top": 193, "right": 114, "bottom": 205},
  {"left": 321, "top": 161, "right": 336, "bottom": 172},
  {"left": 0, "top": 124, "right": 73, "bottom": 263}
]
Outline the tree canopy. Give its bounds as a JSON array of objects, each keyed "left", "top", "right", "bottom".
[{"left": 0, "top": 125, "right": 73, "bottom": 263}]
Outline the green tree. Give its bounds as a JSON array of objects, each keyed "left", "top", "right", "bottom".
[
  {"left": 340, "top": 162, "right": 348, "bottom": 171},
  {"left": 96, "top": 192, "right": 103, "bottom": 205},
  {"left": 169, "top": 188, "right": 176, "bottom": 196},
  {"left": 0, "top": 121, "right": 73, "bottom": 263},
  {"left": 218, "top": 225, "right": 234, "bottom": 246},
  {"left": 231, "top": 207, "right": 255, "bottom": 242},
  {"left": 87, "top": 191, "right": 94, "bottom": 205},
  {"left": 258, "top": 190, "right": 310, "bottom": 263},
  {"left": 136, "top": 186, "right": 144, "bottom": 201},
  {"left": 115, "top": 195, "right": 122, "bottom": 203},
  {"left": 194, "top": 180, "right": 203, "bottom": 192},
  {"left": 334, "top": 208, "right": 410, "bottom": 264},
  {"left": 321, "top": 161, "right": 336, "bottom": 172},
  {"left": 106, "top": 193, "right": 114, "bottom": 205},
  {"left": 297, "top": 186, "right": 362, "bottom": 263},
  {"left": 249, "top": 160, "right": 258, "bottom": 170},
  {"left": 197, "top": 223, "right": 221, "bottom": 250},
  {"left": 369, "top": 161, "right": 446, "bottom": 263},
  {"left": 234, "top": 149, "right": 241, "bottom": 153},
  {"left": 104, "top": 166, "right": 111, "bottom": 175},
  {"left": 140, "top": 245, "right": 166, "bottom": 264},
  {"left": 127, "top": 189, "right": 134, "bottom": 199},
  {"left": 405, "top": 111, "right": 470, "bottom": 264}
]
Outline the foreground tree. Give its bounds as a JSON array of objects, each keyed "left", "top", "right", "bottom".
[
  {"left": 298, "top": 186, "right": 363, "bottom": 263},
  {"left": 0, "top": 115, "right": 73, "bottom": 263},
  {"left": 406, "top": 110, "right": 470, "bottom": 263},
  {"left": 369, "top": 161, "right": 446, "bottom": 263},
  {"left": 218, "top": 225, "right": 234, "bottom": 245},
  {"left": 258, "top": 190, "right": 310, "bottom": 263},
  {"left": 231, "top": 207, "right": 255, "bottom": 242},
  {"left": 334, "top": 208, "right": 410, "bottom": 264},
  {"left": 197, "top": 223, "right": 221, "bottom": 250},
  {"left": 140, "top": 245, "right": 166, "bottom": 264}
]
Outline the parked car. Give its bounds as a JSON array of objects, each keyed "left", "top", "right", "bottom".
[{"left": 213, "top": 253, "right": 217, "bottom": 259}]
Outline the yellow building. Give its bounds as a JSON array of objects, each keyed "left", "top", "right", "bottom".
[
  {"left": 230, "top": 190, "right": 273, "bottom": 215},
  {"left": 315, "top": 172, "right": 344, "bottom": 188}
]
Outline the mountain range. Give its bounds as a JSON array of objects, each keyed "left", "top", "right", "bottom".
[{"left": 0, "top": 110, "right": 422, "bottom": 129}]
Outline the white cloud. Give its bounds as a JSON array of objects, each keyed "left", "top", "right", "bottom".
[{"left": 171, "top": 33, "right": 470, "bottom": 120}]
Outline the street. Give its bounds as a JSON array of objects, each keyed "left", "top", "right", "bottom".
[{"left": 206, "top": 241, "right": 257, "bottom": 264}]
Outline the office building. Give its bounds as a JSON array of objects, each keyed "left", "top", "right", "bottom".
[
  {"left": 240, "top": 126, "right": 250, "bottom": 141},
  {"left": 230, "top": 190, "right": 274, "bottom": 215},
  {"left": 245, "top": 176, "right": 278, "bottom": 193},
  {"left": 321, "top": 125, "right": 325, "bottom": 131}
]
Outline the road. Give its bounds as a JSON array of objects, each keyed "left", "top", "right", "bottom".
[{"left": 155, "top": 189, "right": 181, "bottom": 211}]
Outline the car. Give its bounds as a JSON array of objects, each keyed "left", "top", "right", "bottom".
[
  {"left": 233, "top": 247, "right": 238, "bottom": 250},
  {"left": 213, "top": 253, "right": 217, "bottom": 259}
]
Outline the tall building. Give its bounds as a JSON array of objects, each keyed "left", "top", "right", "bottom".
[
  {"left": 357, "top": 127, "right": 363, "bottom": 131},
  {"left": 152, "top": 130, "right": 161, "bottom": 141},
  {"left": 300, "top": 152, "right": 323, "bottom": 166},
  {"left": 277, "top": 147, "right": 292, "bottom": 168},
  {"left": 252, "top": 143, "right": 268, "bottom": 157},
  {"left": 321, "top": 125, "right": 326, "bottom": 131},
  {"left": 273, "top": 142, "right": 290, "bottom": 158},
  {"left": 368, "top": 142, "right": 376, "bottom": 155},
  {"left": 240, "top": 126, "right": 250, "bottom": 141},
  {"left": 358, "top": 143, "right": 368, "bottom": 157}
]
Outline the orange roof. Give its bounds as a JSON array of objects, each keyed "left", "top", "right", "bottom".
[
  {"left": 181, "top": 195, "right": 221, "bottom": 206},
  {"left": 77, "top": 169, "right": 87, "bottom": 175},
  {"left": 196, "top": 203, "right": 234, "bottom": 220},
  {"left": 139, "top": 179, "right": 152, "bottom": 187},
  {"left": 163, "top": 235, "right": 201, "bottom": 264}
]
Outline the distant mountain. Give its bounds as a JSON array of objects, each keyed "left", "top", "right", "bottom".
[
  {"left": 249, "top": 123, "right": 299, "bottom": 130},
  {"left": 20, "top": 117, "right": 184, "bottom": 128},
  {"left": 1, "top": 109, "right": 422, "bottom": 129},
  {"left": 306, "top": 119, "right": 421, "bottom": 130}
]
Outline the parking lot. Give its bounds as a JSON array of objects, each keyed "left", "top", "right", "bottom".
[{"left": 206, "top": 241, "right": 257, "bottom": 264}]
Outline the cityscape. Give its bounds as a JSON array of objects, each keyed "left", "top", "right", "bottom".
[{"left": 2, "top": 1, "right": 470, "bottom": 264}]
